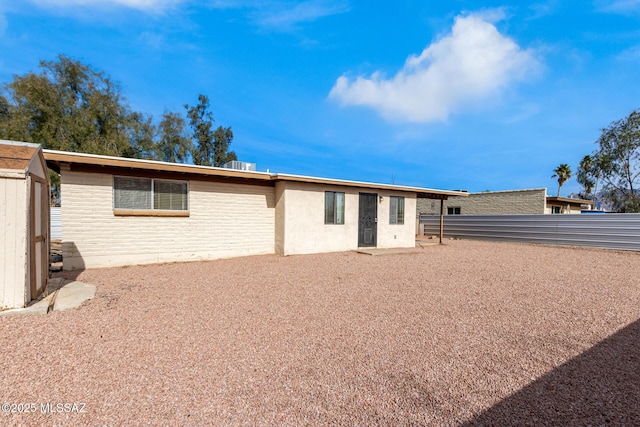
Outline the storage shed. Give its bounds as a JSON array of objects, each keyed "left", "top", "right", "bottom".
[{"left": 0, "top": 140, "right": 50, "bottom": 309}]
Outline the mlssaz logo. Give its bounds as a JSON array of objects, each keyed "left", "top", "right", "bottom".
[{"left": 40, "top": 402, "right": 86, "bottom": 413}]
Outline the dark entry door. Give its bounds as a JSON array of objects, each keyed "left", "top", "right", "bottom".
[{"left": 358, "top": 193, "right": 378, "bottom": 247}]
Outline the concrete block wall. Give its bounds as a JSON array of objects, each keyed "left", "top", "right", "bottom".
[
  {"left": 417, "top": 188, "right": 547, "bottom": 216},
  {"left": 61, "top": 170, "right": 275, "bottom": 269}
]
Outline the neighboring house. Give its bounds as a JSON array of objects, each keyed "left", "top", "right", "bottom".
[
  {"left": 0, "top": 140, "right": 50, "bottom": 309},
  {"left": 417, "top": 188, "right": 548, "bottom": 215},
  {"left": 417, "top": 188, "right": 594, "bottom": 216},
  {"left": 545, "top": 196, "right": 594, "bottom": 214},
  {"left": 44, "top": 149, "right": 466, "bottom": 270}
]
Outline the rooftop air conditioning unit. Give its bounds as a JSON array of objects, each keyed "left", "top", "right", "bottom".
[{"left": 222, "top": 161, "right": 256, "bottom": 171}]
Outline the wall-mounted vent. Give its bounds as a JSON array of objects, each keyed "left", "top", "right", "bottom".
[{"left": 222, "top": 161, "right": 256, "bottom": 171}]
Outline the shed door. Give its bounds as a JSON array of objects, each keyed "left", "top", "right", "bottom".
[
  {"left": 358, "top": 193, "right": 377, "bottom": 247},
  {"left": 30, "top": 177, "right": 49, "bottom": 299}
]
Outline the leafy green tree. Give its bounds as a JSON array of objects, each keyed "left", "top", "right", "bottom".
[
  {"left": 576, "top": 155, "right": 597, "bottom": 201},
  {"left": 185, "top": 94, "right": 237, "bottom": 167},
  {"left": 213, "top": 125, "right": 237, "bottom": 166},
  {"left": 592, "top": 110, "right": 640, "bottom": 212},
  {"left": 185, "top": 94, "right": 214, "bottom": 166},
  {"left": 0, "top": 55, "right": 133, "bottom": 156},
  {"left": 128, "top": 111, "right": 157, "bottom": 160},
  {"left": 552, "top": 163, "right": 572, "bottom": 197},
  {"left": 1, "top": 55, "right": 240, "bottom": 203},
  {"left": 157, "top": 111, "right": 192, "bottom": 163}
]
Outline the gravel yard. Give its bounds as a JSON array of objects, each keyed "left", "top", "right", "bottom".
[{"left": 1, "top": 240, "right": 640, "bottom": 426}]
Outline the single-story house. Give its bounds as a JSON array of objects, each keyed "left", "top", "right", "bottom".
[
  {"left": 545, "top": 196, "right": 594, "bottom": 214},
  {"left": 417, "top": 188, "right": 594, "bottom": 216},
  {"left": 44, "top": 149, "right": 466, "bottom": 270},
  {"left": 0, "top": 140, "right": 50, "bottom": 309}
]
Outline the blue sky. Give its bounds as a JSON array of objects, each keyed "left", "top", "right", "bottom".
[{"left": 2, "top": 1, "right": 640, "bottom": 195}]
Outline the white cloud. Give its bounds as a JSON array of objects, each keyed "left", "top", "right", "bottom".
[
  {"left": 0, "top": 13, "right": 7, "bottom": 37},
  {"left": 254, "top": 0, "right": 349, "bottom": 31},
  {"left": 329, "top": 12, "right": 541, "bottom": 123},
  {"left": 0, "top": 2, "right": 8, "bottom": 36},
  {"left": 529, "top": 1, "right": 560, "bottom": 19},
  {"left": 28, "top": 0, "right": 183, "bottom": 12},
  {"left": 596, "top": 0, "right": 640, "bottom": 13},
  {"left": 208, "top": 0, "right": 349, "bottom": 31},
  {"left": 617, "top": 44, "right": 640, "bottom": 60}
]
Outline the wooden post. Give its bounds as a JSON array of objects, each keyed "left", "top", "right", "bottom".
[{"left": 439, "top": 199, "right": 444, "bottom": 244}]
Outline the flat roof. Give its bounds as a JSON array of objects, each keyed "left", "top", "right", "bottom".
[
  {"left": 44, "top": 149, "right": 467, "bottom": 198},
  {"left": 547, "top": 196, "right": 594, "bottom": 206},
  {"left": 271, "top": 173, "right": 467, "bottom": 198},
  {"left": 44, "top": 149, "right": 273, "bottom": 181},
  {"left": 470, "top": 188, "right": 547, "bottom": 195}
]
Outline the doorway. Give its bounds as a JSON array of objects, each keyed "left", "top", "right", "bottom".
[{"left": 358, "top": 193, "right": 377, "bottom": 247}]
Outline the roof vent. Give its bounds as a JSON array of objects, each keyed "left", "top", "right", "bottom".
[{"left": 222, "top": 161, "right": 256, "bottom": 171}]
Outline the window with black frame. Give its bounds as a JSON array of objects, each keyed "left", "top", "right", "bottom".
[
  {"left": 447, "top": 206, "right": 461, "bottom": 215},
  {"left": 325, "top": 191, "right": 345, "bottom": 224}
]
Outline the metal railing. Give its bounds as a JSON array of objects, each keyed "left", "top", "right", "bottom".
[{"left": 419, "top": 213, "right": 640, "bottom": 251}]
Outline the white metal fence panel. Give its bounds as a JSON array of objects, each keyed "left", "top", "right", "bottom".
[
  {"left": 420, "top": 213, "right": 640, "bottom": 251},
  {"left": 50, "top": 207, "right": 61, "bottom": 240}
]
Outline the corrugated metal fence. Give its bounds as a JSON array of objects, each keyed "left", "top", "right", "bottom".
[
  {"left": 420, "top": 213, "right": 640, "bottom": 251},
  {"left": 50, "top": 207, "right": 61, "bottom": 240}
]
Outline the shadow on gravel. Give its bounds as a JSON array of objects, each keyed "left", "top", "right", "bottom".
[{"left": 463, "top": 319, "right": 640, "bottom": 426}]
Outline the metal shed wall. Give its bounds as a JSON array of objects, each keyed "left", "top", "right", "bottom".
[{"left": 420, "top": 213, "right": 640, "bottom": 251}]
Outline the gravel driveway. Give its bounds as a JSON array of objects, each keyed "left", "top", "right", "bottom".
[{"left": 1, "top": 240, "right": 639, "bottom": 426}]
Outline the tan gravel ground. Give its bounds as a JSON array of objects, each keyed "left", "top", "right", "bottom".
[{"left": 1, "top": 240, "right": 640, "bottom": 426}]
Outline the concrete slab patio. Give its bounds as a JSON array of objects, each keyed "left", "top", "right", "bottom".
[
  {"left": 0, "top": 278, "right": 96, "bottom": 317},
  {"left": 357, "top": 239, "right": 440, "bottom": 255},
  {"left": 356, "top": 247, "right": 418, "bottom": 256}
]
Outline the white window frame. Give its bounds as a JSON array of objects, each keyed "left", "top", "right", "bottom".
[
  {"left": 325, "top": 191, "right": 345, "bottom": 225},
  {"left": 389, "top": 196, "right": 405, "bottom": 225},
  {"left": 113, "top": 176, "right": 189, "bottom": 216}
]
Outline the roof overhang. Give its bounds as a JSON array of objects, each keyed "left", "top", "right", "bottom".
[
  {"left": 43, "top": 149, "right": 468, "bottom": 198},
  {"left": 271, "top": 173, "right": 468, "bottom": 198},
  {"left": 546, "top": 196, "right": 594, "bottom": 206},
  {"left": 44, "top": 149, "right": 273, "bottom": 185}
]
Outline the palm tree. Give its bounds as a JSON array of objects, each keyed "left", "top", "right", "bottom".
[{"left": 552, "top": 163, "right": 572, "bottom": 197}]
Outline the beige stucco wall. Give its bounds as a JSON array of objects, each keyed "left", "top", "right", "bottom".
[
  {"left": 0, "top": 177, "right": 29, "bottom": 308},
  {"left": 376, "top": 192, "right": 417, "bottom": 249},
  {"left": 276, "top": 181, "right": 416, "bottom": 255},
  {"left": 60, "top": 170, "right": 276, "bottom": 269},
  {"left": 417, "top": 189, "right": 547, "bottom": 216}
]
